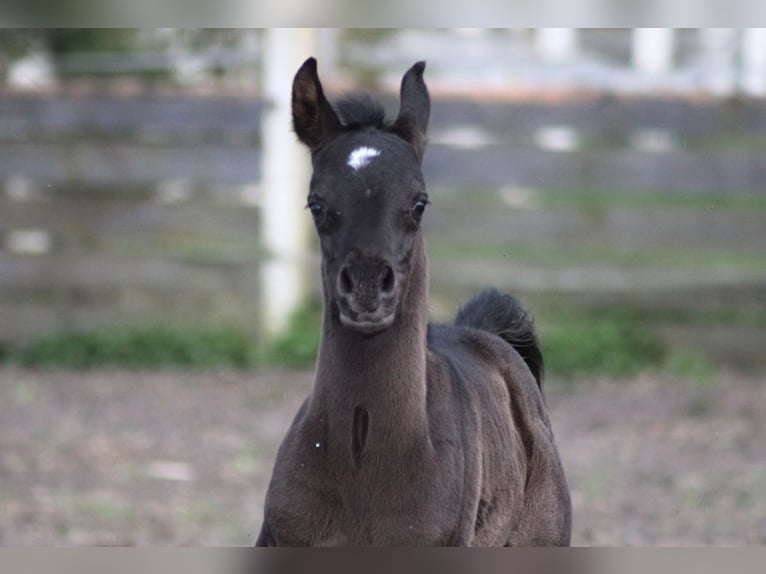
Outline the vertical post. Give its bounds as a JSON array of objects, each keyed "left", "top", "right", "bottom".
[
  {"left": 317, "top": 28, "right": 339, "bottom": 80},
  {"left": 535, "top": 28, "right": 578, "bottom": 64},
  {"left": 699, "top": 28, "right": 737, "bottom": 96},
  {"left": 741, "top": 28, "right": 766, "bottom": 96},
  {"left": 632, "top": 28, "right": 675, "bottom": 75},
  {"left": 260, "top": 29, "right": 318, "bottom": 338}
]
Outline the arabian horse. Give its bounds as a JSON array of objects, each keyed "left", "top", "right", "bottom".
[{"left": 255, "top": 58, "right": 571, "bottom": 546}]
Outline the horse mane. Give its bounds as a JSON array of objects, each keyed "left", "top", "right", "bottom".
[{"left": 334, "top": 93, "right": 389, "bottom": 130}]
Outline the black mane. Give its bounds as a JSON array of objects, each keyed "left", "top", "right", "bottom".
[{"left": 334, "top": 93, "right": 388, "bottom": 130}]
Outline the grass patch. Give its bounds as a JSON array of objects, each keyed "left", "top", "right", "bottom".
[
  {"left": 2, "top": 302, "right": 323, "bottom": 371},
  {"left": 628, "top": 306, "right": 766, "bottom": 329},
  {"left": 0, "top": 301, "right": 722, "bottom": 379},
  {"left": 259, "top": 300, "right": 322, "bottom": 369},
  {"left": 538, "top": 305, "right": 725, "bottom": 381},
  {"left": 662, "top": 349, "right": 716, "bottom": 383},
  {"left": 7, "top": 324, "right": 254, "bottom": 370},
  {"left": 539, "top": 309, "right": 666, "bottom": 380}
]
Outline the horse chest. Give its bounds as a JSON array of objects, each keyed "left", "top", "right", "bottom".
[{"left": 267, "top": 413, "right": 462, "bottom": 546}]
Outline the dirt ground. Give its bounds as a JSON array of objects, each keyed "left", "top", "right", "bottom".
[{"left": 0, "top": 366, "right": 764, "bottom": 546}]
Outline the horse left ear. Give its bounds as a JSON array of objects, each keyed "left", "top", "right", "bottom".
[
  {"left": 292, "top": 57, "right": 343, "bottom": 151},
  {"left": 392, "top": 61, "right": 430, "bottom": 161}
]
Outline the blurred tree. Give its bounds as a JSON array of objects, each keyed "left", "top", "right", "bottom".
[
  {"left": 176, "top": 29, "right": 247, "bottom": 51},
  {"left": 172, "top": 29, "right": 255, "bottom": 82},
  {"left": 44, "top": 29, "right": 139, "bottom": 56},
  {"left": 43, "top": 29, "right": 159, "bottom": 84},
  {"left": 1, "top": 29, "right": 262, "bottom": 87},
  {"left": 0, "top": 29, "right": 42, "bottom": 80},
  {"left": 0, "top": 29, "right": 141, "bottom": 82},
  {"left": 338, "top": 29, "right": 397, "bottom": 90},
  {"left": 0, "top": 29, "right": 39, "bottom": 57}
]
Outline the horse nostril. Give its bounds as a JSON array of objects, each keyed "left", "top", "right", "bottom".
[
  {"left": 338, "top": 265, "right": 354, "bottom": 296},
  {"left": 380, "top": 265, "right": 395, "bottom": 296}
]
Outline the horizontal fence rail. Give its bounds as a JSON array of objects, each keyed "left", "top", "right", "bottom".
[
  {"left": 1, "top": 91, "right": 765, "bottom": 344},
  {"left": 2, "top": 93, "right": 766, "bottom": 190}
]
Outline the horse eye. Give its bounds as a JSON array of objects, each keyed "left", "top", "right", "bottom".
[
  {"left": 411, "top": 200, "right": 428, "bottom": 221},
  {"left": 307, "top": 201, "right": 324, "bottom": 219}
]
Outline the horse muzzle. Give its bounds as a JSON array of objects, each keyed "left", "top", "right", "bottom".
[
  {"left": 338, "top": 310, "right": 396, "bottom": 334},
  {"left": 335, "top": 258, "right": 398, "bottom": 334}
]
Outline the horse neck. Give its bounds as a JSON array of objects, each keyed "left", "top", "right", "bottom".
[{"left": 313, "top": 234, "right": 429, "bottom": 434}]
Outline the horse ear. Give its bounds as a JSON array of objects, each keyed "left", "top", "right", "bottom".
[
  {"left": 292, "top": 57, "right": 343, "bottom": 150},
  {"left": 392, "top": 61, "right": 430, "bottom": 161}
]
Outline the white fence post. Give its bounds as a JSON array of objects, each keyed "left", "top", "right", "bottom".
[
  {"left": 260, "top": 29, "right": 318, "bottom": 338},
  {"left": 632, "top": 28, "right": 675, "bottom": 75},
  {"left": 535, "top": 28, "right": 578, "bottom": 64},
  {"left": 741, "top": 28, "right": 766, "bottom": 96},
  {"left": 699, "top": 28, "right": 737, "bottom": 96}
]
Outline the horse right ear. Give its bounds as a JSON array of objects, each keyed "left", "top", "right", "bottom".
[
  {"left": 292, "top": 57, "right": 343, "bottom": 150},
  {"left": 392, "top": 61, "right": 430, "bottom": 161}
]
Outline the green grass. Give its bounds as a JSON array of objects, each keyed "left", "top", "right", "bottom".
[
  {"left": 539, "top": 309, "right": 667, "bottom": 380},
  {"left": 258, "top": 300, "right": 322, "bottom": 369},
  {"left": 3, "top": 301, "right": 323, "bottom": 371},
  {"left": 624, "top": 306, "right": 766, "bottom": 329},
  {"left": 660, "top": 349, "right": 716, "bottom": 382},
  {"left": 535, "top": 303, "right": 728, "bottom": 382},
  {"left": 1, "top": 301, "right": 719, "bottom": 380},
  {"left": 7, "top": 324, "right": 255, "bottom": 370}
]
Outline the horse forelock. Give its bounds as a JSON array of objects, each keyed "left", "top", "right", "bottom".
[{"left": 334, "top": 93, "right": 388, "bottom": 130}]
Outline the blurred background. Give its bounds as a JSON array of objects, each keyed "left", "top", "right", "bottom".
[{"left": 0, "top": 29, "right": 765, "bottom": 546}]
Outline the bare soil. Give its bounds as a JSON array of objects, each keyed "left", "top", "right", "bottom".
[{"left": 0, "top": 367, "right": 764, "bottom": 546}]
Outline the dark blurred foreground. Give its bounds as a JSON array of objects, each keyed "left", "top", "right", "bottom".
[{"left": 3, "top": 546, "right": 765, "bottom": 574}]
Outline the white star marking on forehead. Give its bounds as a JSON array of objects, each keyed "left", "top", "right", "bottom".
[{"left": 347, "top": 146, "right": 381, "bottom": 171}]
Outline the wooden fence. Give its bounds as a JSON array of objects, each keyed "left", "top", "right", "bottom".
[
  {"left": 4, "top": 92, "right": 766, "bottom": 189},
  {"left": 1, "top": 90, "right": 765, "bottom": 343}
]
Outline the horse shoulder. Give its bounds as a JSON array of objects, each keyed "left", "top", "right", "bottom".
[{"left": 261, "top": 396, "right": 343, "bottom": 546}]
